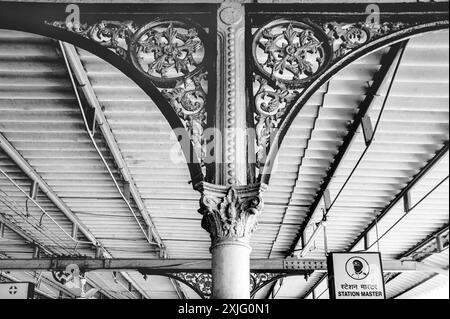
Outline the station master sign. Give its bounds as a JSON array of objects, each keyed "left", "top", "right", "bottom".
[
  {"left": 0, "top": 282, "right": 35, "bottom": 299},
  {"left": 327, "top": 252, "right": 386, "bottom": 299}
]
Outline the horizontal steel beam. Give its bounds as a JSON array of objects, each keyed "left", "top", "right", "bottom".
[{"left": 0, "top": 258, "right": 445, "bottom": 275}]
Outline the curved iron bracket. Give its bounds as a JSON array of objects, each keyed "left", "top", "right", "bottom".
[
  {"left": 0, "top": 3, "right": 216, "bottom": 186},
  {"left": 158, "top": 272, "right": 287, "bottom": 299},
  {"left": 246, "top": 4, "right": 449, "bottom": 184}
]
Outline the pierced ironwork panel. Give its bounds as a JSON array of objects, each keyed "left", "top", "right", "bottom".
[
  {"left": 249, "top": 272, "right": 283, "bottom": 298},
  {"left": 170, "top": 272, "right": 212, "bottom": 299},
  {"left": 168, "top": 272, "right": 284, "bottom": 299},
  {"left": 248, "top": 4, "right": 449, "bottom": 171},
  {"left": 48, "top": 18, "right": 210, "bottom": 165},
  {"left": 251, "top": 19, "right": 411, "bottom": 170},
  {"left": 253, "top": 20, "right": 332, "bottom": 89}
]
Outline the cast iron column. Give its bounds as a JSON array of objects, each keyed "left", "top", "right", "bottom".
[
  {"left": 196, "top": 2, "right": 263, "bottom": 299},
  {"left": 197, "top": 182, "right": 265, "bottom": 299},
  {"left": 215, "top": 0, "right": 248, "bottom": 186}
]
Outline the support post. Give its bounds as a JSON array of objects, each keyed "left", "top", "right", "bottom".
[
  {"left": 71, "top": 223, "right": 78, "bottom": 240},
  {"left": 216, "top": 0, "right": 247, "bottom": 186},
  {"left": 197, "top": 182, "right": 265, "bottom": 299},
  {"left": 212, "top": 241, "right": 251, "bottom": 299},
  {"left": 198, "top": 0, "right": 259, "bottom": 299},
  {"left": 30, "top": 181, "right": 39, "bottom": 200},
  {"left": 33, "top": 246, "right": 40, "bottom": 259}
]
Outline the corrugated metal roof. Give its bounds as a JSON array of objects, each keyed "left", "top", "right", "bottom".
[
  {"left": 0, "top": 30, "right": 160, "bottom": 259},
  {"left": 76, "top": 48, "right": 210, "bottom": 259},
  {"left": 0, "top": 224, "right": 34, "bottom": 259},
  {"left": 0, "top": 26, "right": 448, "bottom": 299},
  {"left": 262, "top": 30, "right": 449, "bottom": 299},
  {"left": 263, "top": 47, "right": 389, "bottom": 258},
  {"left": 386, "top": 250, "right": 449, "bottom": 299},
  {"left": 0, "top": 30, "right": 181, "bottom": 298}
]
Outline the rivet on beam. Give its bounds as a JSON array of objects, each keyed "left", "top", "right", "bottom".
[{"left": 361, "top": 115, "right": 374, "bottom": 147}]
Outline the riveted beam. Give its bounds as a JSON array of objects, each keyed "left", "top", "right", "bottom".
[{"left": 0, "top": 258, "right": 445, "bottom": 275}]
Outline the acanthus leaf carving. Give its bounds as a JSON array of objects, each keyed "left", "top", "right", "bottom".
[{"left": 197, "top": 183, "right": 265, "bottom": 247}]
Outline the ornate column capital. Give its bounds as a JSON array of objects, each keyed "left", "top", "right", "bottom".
[{"left": 196, "top": 182, "right": 267, "bottom": 248}]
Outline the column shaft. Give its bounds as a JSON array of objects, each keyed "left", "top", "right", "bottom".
[
  {"left": 196, "top": 182, "right": 265, "bottom": 299},
  {"left": 211, "top": 242, "right": 251, "bottom": 299}
]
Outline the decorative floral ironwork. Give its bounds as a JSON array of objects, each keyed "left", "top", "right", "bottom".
[
  {"left": 251, "top": 18, "right": 413, "bottom": 168},
  {"left": 323, "top": 21, "right": 408, "bottom": 58},
  {"left": 169, "top": 272, "right": 283, "bottom": 299},
  {"left": 253, "top": 75, "right": 300, "bottom": 167},
  {"left": 130, "top": 21, "right": 205, "bottom": 86},
  {"left": 163, "top": 72, "right": 208, "bottom": 160},
  {"left": 49, "top": 21, "right": 92, "bottom": 37},
  {"left": 89, "top": 20, "right": 136, "bottom": 59},
  {"left": 47, "top": 19, "right": 208, "bottom": 165},
  {"left": 252, "top": 19, "right": 411, "bottom": 89},
  {"left": 171, "top": 272, "right": 212, "bottom": 298},
  {"left": 324, "top": 23, "right": 370, "bottom": 57},
  {"left": 253, "top": 20, "right": 331, "bottom": 89},
  {"left": 250, "top": 273, "right": 283, "bottom": 297}
]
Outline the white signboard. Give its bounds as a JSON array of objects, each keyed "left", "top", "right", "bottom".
[
  {"left": 328, "top": 252, "right": 385, "bottom": 299},
  {"left": 0, "top": 282, "right": 34, "bottom": 299}
]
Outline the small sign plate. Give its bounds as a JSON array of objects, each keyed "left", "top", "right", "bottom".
[
  {"left": 0, "top": 282, "right": 35, "bottom": 299},
  {"left": 328, "top": 252, "right": 385, "bottom": 299}
]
